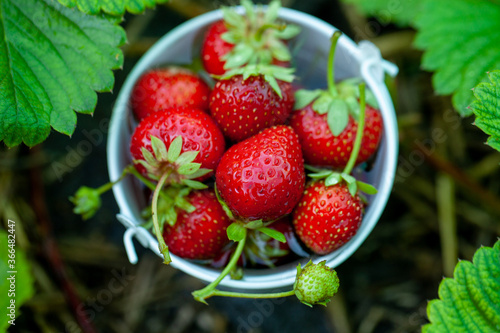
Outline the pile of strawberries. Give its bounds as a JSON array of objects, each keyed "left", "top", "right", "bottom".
[{"left": 125, "top": 0, "right": 384, "bottom": 271}]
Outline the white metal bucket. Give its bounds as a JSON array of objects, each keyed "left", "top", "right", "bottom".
[{"left": 107, "top": 7, "right": 398, "bottom": 292}]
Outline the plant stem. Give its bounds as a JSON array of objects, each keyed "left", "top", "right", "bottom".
[
  {"left": 192, "top": 230, "right": 247, "bottom": 303},
  {"left": 95, "top": 166, "right": 132, "bottom": 194},
  {"left": 342, "top": 83, "right": 366, "bottom": 175},
  {"left": 152, "top": 171, "right": 172, "bottom": 264},
  {"left": 211, "top": 289, "right": 295, "bottom": 299},
  {"left": 327, "top": 31, "right": 342, "bottom": 97}
]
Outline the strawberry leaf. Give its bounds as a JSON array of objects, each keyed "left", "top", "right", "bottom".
[
  {"left": 177, "top": 163, "right": 201, "bottom": 176},
  {"left": 57, "top": 0, "right": 168, "bottom": 16},
  {"left": 0, "top": 0, "right": 125, "bottom": 147},
  {"left": 469, "top": 70, "right": 500, "bottom": 152},
  {"left": 182, "top": 179, "right": 208, "bottom": 190},
  {"left": 258, "top": 227, "right": 286, "bottom": 243},
  {"left": 294, "top": 89, "right": 322, "bottom": 110},
  {"left": 423, "top": 240, "right": 500, "bottom": 332},
  {"left": 413, "top": 0, "right": 500, "bottom": 116},
  {"left": 341, "top": 0, "right": 420, "bottom": 27},
  {"left": 327, "top": 99, "right": 349, "bottom": 136},
  {"left": 227, "top": 223, "right": 246, "bottom": 242},
  {"left": 167, "top": 136, "right": 183, "bottom": 163},
  {"left": 325, "top": 173, "right": 341, "bottom": 187},
  {"left": 150, "top": 136, "right": 168, "bottom": 162},
  {"left": 356, "top": 181, "right": 378, "bottom": 195}
]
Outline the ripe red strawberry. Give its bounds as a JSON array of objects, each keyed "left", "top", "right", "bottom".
[
  {"left": 200, "top": 1, "right": 299, "bottom": 76},
  {"left": 215, "top": 125, "right": 305, "bottom": 222},
  {"left": 290, "top": 31, "right": 383, "bottom": 168},
  {"left": 201, "top": 20, "right": 234, "bottom": 76},
  {"left": 292, "top": 180, "right": 364, "bottom": 255},
  {"left": 163, "top": 189, "right": 232, "bottom": 260},
  {"left": 289, "top": 103, "right": 383, "bottom": 168},
  {"left": 130, "top": 107, "right": 226, "bottom": 181},
  {"left": 131, "top": 67, "right": 211, "bottom": 120},
  {"left": 209, "top": 74, "right": 295, "bottom": 142}
]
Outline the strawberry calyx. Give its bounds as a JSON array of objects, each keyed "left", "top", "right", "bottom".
[
  {"left": 141, "top": 185, "right": 196, "bottom": 230},
  {"left": 214, "top": 63, "right": 294, "bottom": 98},
  {"left": 293, "top": 31, "right": 378, "bottom": 137},
  {"left": 134, "top": 135, "right": 211, "bottom": 189},
  {"left": 220, "top": 0, "right": 300, "bottom": 72}
]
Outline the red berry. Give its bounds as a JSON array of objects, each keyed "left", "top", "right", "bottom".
[
  {"left": 130, "top": 108, "right": 225, "bottom": 181},
  {"left": 216, "top": 125, "right": 305, "bottom": 222},
  {"left": 131, "top": 67, "right": 211, "bottom": 120},
  {"left": 163, "top": 189, "right": 232, "bottom": 260},
  {"left": 201, "top": 20, "right": 234, "bottom": 76},
  {"left": 290, "top": 103, "right": 383, "bottom": 168},
  {"left": 292, "top": 181, "right": 364, "bottom": 255},
  {"left": 209, "top": 75, "right": 294, "bottom": 142}
]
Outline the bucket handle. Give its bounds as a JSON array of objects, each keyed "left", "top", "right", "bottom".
[{"left": 117, "top": 214, "right": 160, "bottom": 264}]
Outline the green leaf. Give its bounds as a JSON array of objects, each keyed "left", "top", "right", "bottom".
[
  {"left": 182, "top": 179, "right": 208, "bottom": 190},
  {"left": 0, "top": 228, "right": 35, "bottom": 332},
  {"left": 227, "top": 223, "right": 247, "bottom": 242},
  {"left": 258, "top": 227, "right": 286, "bottom": 243},
  {"left": 151, "top": 136, "right": 168, "bottom": 161},
  {"left": 423, "top": 240, "right": 500, "bottom": 333},
  {"left": 325, "top": 173, "right": 341, "bottom": 187},
  {"left": 308, "top": 170, "right": 334, "bottom": 179},
  {"left": 414, "top": 0, "right": 500, "bottom": 116},
  {"left": 469, "top": 70, "right": 500, "bottom": 152},
  {"left": 313, "top": 94, "right": 333, "bottom": 114},
  {"left": 175, "top": 151, "right": 199, "bottom": 166},
  {"left": 167, "top": 136, "right": 183, "bottom": 163},
  {"left": 177, "top": 162, "right": 201, "bottom": 175},
  {"left": 0, "top": 0, "right": 125, "bottom": 147},
  {"left": 341, "top": 0, "right": 421, "bottom": 27},
  {"left": 294, "top": 89, "right": 322, "bottom": 110},
  {"left": 223, "top": 43, "right": 254, "bottom": 69},
  {"left": 356, "top": 181, "right": 378, "bottom": 195},
  {"left": 57, "top": 0, "right": 169, "bottom": 16},
  {"left": 327, "top": 99, "right": 349, "bottom": 136}
]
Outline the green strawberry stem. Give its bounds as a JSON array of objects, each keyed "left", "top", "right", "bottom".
[
  {"left": 342, "top": 83, "right": 366, "bottom": 176},
  {"left": 192, "top": 229, "right": 247, "bottom": 304},
  {"left": 152, "top": 170, "right": 173, "bottom": 265},
  {"left": 255, "top": 23, "right": 285, "bottom": 42},
  {"left": 327, "top": 31, "right": 342, "bottom": 97},
  {"left": 211, "top": 289, "right": 295, "bottom": 299}
]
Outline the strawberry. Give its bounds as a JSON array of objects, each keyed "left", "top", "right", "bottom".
[
  {"left": 289, "top": 102, "right": 383, "bottom": 168},
  {"left": 200, "top": 0, "right": 300, "bottom": 76},
  {"left": 293, "top": 260, "right": 340, "bottom": 307},
  {"left": 209, "top": 73, "right": 295, "bottom": 142},
  {"left": 290, "top": 31, "right": 383, "bottom": 169},
  {"left": 130, "top": 107, "right": 225, "bottom": 182},
  {"left": 215, "top": 125, "right": 305, "bottom": 223},
  {"left": 163, "top": 189, "right": 232, "bottom": 260},
  {"left": 131, "top": 67, "right": 211, "bottom": 120},
  {"left": 292, "top": 180, "right": 364, "bottom": 255},
  {"left": 201, "top": 20, "right": 234, "bottom": 76}
]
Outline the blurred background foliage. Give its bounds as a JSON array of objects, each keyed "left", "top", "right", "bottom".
[{"left": 1, "top": 0, "right": 499, "bottom": 332}]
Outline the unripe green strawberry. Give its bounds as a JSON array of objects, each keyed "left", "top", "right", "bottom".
[{"left": 293, "top": 260, "right": 339, "bottom": 307}]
